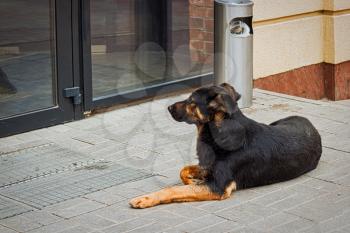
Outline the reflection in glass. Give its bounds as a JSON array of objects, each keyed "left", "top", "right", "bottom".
[
  {"left": 0, "top": 0, "right": 56, "bottom": 118},
  {"left": 91, "top": 0, "right": 213, "bottom": 98}
]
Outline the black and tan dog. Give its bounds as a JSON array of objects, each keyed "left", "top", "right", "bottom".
[{"left": 129, "top": 83, "right": 322, "bottom": 208}]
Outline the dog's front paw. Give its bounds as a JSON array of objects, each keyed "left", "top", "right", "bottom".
[{"left": 129, "top": 195, "right": 160, "bottom": 209}]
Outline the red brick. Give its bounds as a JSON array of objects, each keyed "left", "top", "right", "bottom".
[
  {"left": 189, "top": 29, "right": 205, "bottom": 40},
  {"left": 190, "top": 50, "right": 206, "bottom": 63},
  {"left": 189, "top": 0, "right": 205, "bottom": 7},
  {"left": 204, "top": 0, "right": 214, "bottom": 7},
  {"left": 189, "top": 5, "right": 207, "bottom": 18},
  {"left": 204, "top": 41, "right": 214, "bottom": 53},
  {"left": 189, "top": 0, "right": 213, "bottom": 7},
  {"left": 205, "top": 8, "right": 214, "bottom": 18},
  {"left": 190, "top": 17, "right": 204, "bottom": 29},
  {"left": 203, "top": 31, "right": 214, "bottom": 41},
  {"left": 190, "top": 40, "right": 205, "bottom": 50},
  {"left": 204, "top": 19, "right": 214, "bottom": 31}
]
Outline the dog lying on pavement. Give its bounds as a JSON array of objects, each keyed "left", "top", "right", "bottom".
[{"left": 129, "top": 83, "right": 322, "bottom": 208}]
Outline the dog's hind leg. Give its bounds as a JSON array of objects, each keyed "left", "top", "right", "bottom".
[
  {"left": 180, "top": 165, "right": 208, "bottom": 185},
  {"left": 129, "top": 182, "right": 236, "bottom": 209}
]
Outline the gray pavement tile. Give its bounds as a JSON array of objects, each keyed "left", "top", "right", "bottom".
[
  {"left": 103, "top": 183, "right": 146, "bottom": 199},
  {"left": 126, "top": 221, "right": 170, "bottom": 233},
  {"left": 45, "top": 198, "right": 106, "bottom": 219},
  {"left": 69, "top": 213, "right": 117, "bottom": 230},
  {"left": 140, "top": 210, "right": 187, "bottom": 226},
  {"left": 163, "top": 214, "right": 226, "bottom": 233},
  {"left": 194, "top": 220, "right": 241, "bottom": 233},
  {"left": 305, "top": 210, "right": 350, "bottom": 233},
  {"left": 233, "top": 227, "right": 268, "bottom": 233},
  {"left": 84, "top": 190, "right": 126, "bottom": 205},
  {"left": 102, "top": 217, "right": 153, "bottom": 233},
  {"left": 269, "top": 218, "right": 315, "bottom": 233},
  {"left": 249, "top": 188, "right": 297, "bottom": 207},
  {"left": 57, "top": 225, "right": 93, "bottom": 233},
  {"left": 248, "top": 212, "right": 300, "bottom": 231},
  {"left": 160, "top": 203, "right": 209, "bottom": 219},
  {"left": 93, "top": 205, "right": 139, "bottom": 224},
  {"left": 0, "top": 196, "right": 34, "bottom": 220},
  {"left": 286, "top": 191, "right": 350, "bottom": 222},
  {"left": 0, "top": 214, "right": 42, "bottom": 232},
  {"left": 215, "top": 202, "right": 278, "bottom": 225},
  {"left": 197, "top": 189, "right": 265, "bottom": 212},
  {"left": 0, "top": 225, "right": 18, "bottom": 233},
  {"left": 26, "top": 219, "right": 79, "bottom": 233},
  {"left": 18, "top": 210, "right": 62, "bottom": 226}
]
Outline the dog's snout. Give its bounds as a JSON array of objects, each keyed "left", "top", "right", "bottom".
[{"left": 168, "top": 104, "right": 174, "bottom": 113}]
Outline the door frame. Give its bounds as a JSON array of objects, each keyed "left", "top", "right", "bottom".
[{"left": 0, "top": 0, "right": 81, "bottom": 138}]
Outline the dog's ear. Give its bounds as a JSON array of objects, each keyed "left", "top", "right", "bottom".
[
  {"left": 220, "top": 83, "right": 241, "bottom": 101},
  {"left": 209, "top": 93, "right": 237, "bottom": 116}
]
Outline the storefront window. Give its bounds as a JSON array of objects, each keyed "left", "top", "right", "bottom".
[
  {"left": 90, "top": 0, "right": 213, "bottom": 98},
  {"left": 0, "top": 0, "right": 56, "bottom": 118}
]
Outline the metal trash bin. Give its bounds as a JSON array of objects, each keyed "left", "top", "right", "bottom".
[{"left": 214, "top": 0, "right": 254, "bottom": 108}]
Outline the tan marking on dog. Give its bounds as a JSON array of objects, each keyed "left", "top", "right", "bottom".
[
  {"left": 214, "top": 112, "right": 225, "bottom": 127},
  {"left": 180, "top": 165, "right": 208, "bottom": 185},
  {"left": 197, "top": 124, "right": 204, "bottom": 135},
  {"left": 195, "top": 107, "right": 206, "bottom": 121},
  {"left": 129, "top": 181, "right": 236, "bottom": 209},
  {"left": 186, "top": 104, "right": 195, "bottom": 116}
]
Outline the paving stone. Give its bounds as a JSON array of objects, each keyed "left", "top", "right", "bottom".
[
  {"left": 215, "top": 202, "right": 278, "bottom": 225},
  {"left": 248, "top": 212, "right": 300, "bottom": 231},
  {"left": 102, "top": 217, "right": 152, "bottom": 233},
  {"left": 58, "top": 225, "right": 93, "bottom": 233},
  {"left": 301, "top": 210, "right": 350, "bottom": 233},
  {"left": 286, "top": 191, "right": 350, "bottom": 222},
  {"left": 161, "top": 203, "right": 209, "bottom": 219},
  {"left": 249, "top": 189, "right": 297, "bottom": 207},
  {"left": 0, "top": 214, "right": 42, "bottom": 232},
  {"left": 163, "top": 214, "right": 226, "bottom": 233},
  {"left": 126, "top": 221, "right": 170, "bottom": 233},
  {"left": 19, "top": 210, "right": 62, "bottom": 226},
  {"left": 69, "top": 213, "right": 116, "bottom": 230},
  {"left": 46, "top": 198, "right": 106, "bottom": 219},
  {"left": 0, "top": 225, "right": 18, "bottom": 233},
  {"left": 140, "top": 210, "right": 187, "bottom": 226},
  {"left": 103, "top": 183, "right": 146, "bottom": 199},
  {"left": 84, "top": 190, "right": 126, "bottom": 205},
  {"left": 198, "top": 189, "right": 265, "bottom": 212},
  {"left": 194, "top": 220, "right": 241, "bottom": 233},
  {"left": 269, "top": 218, "right": 316, "bottom": 233},
  {"left": 0, "top": 196, "right": 34, "bottom": 220},
  {"left": 93, "top": 205, "right": 138, "bottom": 224},
  {"left": 26, "top": 219, "right": 79, "bottom": 233}
]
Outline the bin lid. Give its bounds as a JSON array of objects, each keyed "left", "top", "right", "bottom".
[{"left": 215, "top": 0, "right": 253, "bottom": 6}]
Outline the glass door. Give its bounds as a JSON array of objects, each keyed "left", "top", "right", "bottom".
[
  {"left": 0, "top": 0, "right": 77, "bottom": 137},
  {"left": 83, "top": 0, "right": 214, "bottom": 109}
]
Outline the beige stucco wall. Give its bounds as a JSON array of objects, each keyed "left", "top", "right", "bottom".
[
  {"left": 254, "top": 0, "right": 323, "bottom": 21},
  {"left": 254, "top": 16, "right": 324, "bottom": 79},
  {"left": 324, "top": 0, "right": 350, "bottom": 11},
  {"left": 333, "top": 14, "right": 350, "bottom": 64},
  {"left": 253, "top": 0, "right": 350, "bottom": 79}
]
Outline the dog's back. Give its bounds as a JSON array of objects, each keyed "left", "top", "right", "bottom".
[{"left": 234, "top": 115, "right": 322, "bottom": 189}]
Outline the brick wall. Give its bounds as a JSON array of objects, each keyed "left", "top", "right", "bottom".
[{"left": 189, "top": 0, "right": 214, "bottom": 64}]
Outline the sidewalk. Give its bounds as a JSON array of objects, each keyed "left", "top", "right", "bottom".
[{"left": 0, "top": 89, "right": 349, "bottom": 233}]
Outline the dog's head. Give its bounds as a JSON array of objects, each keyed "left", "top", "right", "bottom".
[{"left": 168, "top": 83, "right": 241, "bottom": 125}]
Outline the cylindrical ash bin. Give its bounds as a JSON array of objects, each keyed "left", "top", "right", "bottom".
[{"left": 214, "top": 0, "right": 254, "bottom": 108}]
